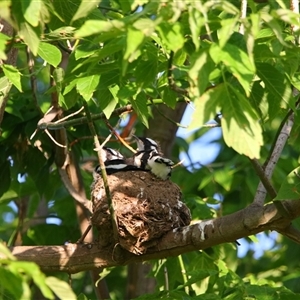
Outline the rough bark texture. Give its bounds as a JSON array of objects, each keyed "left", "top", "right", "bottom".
[{"left": 6, "top": 199, "right": 300, "bottom": 273}]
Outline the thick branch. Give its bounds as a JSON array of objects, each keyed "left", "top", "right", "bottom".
[{"left": 6, "top": 199, "right": 300, "bottom": 273}]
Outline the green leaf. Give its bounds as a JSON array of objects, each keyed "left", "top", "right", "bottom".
[
  {"left": 190, "top": 83, "right": 262, "bottom": 159},
  {"left": 256, "top": 62, "right": 292, "bottom": 120},
  {"left": 218, "top": 17, "right": 239, "bottom": 48},
  {"left": 101, "top": 84, "right": 119, "bottom": 118},
  {"left": 9, "top": 261, "right": 54, "bottom": 299},
  {"left": 76, "top": 74, "right": 100, "bottom": 101},
  {"left": 123, "top": 27, "right": 145, "bottom": 74},
  {"left": 19, "top": 21, "right": 40, "bottom": 55},
  {"left": 0, "top": 33, "right": 10, "bottom": 60},
  {"left": 190, "top": 85, "right": 220, "bottom": 129},
  {"left": 74, "top": 43, "right": 97, "bottom": 60},
  {"left": 38, "top": 42, "right": 62, "bottom": 67},
  {"left": 209, "top": 43, "right": 255, "bottom": 96},
  {"left": 46, "top": 276, "right": 76, "bottom": 300},
  {"left": 21, "top": 0, "right": 42, "bottom": 27},
  {"left": 0, "top": 267, "right": 25, "bottom": 299},
  {"left": 94, "top": 38, "right": 125, "bottom": 61},
  {"left": 161, "top": 87, "right": 177, "bottom": 108},
  {"left": 135, "top": 58, "right": 157, "bottom": 88},
  {"left": 188, "top": 49, "right": 215, "bottom": 96},
  {"left": 261, "top": 12, "right": 288, "bottom": 46},
  {"left": 130, "top": 92, "right": 149, "bottom": 128},
  {"left": 222, "top": 85, "right": 263, "bottom": 159},
  {"left": 275, "top": 166, "right": 300, "bottom": 201},
  {"left": 53, "top": 67, "right": 65, "bottom": 94},
  {"left": 0, "top": 243, "right": 16, "bottom": 260},
  {"left": 157, "top": 22, "right": 185, "bottom": 52},
  {"left": 2, "top": 64, "right": 22, "bottom": 92},
  {"left": 71, "top": 0, "right": 101, "bottom": 22},
  {"left": 0, "top": 77, "right": 12, "bottom": 111},
  {"left": 188, "top": 6, "right": 204, "bottom": 50},
  {"left": 75, "top": 20, "right": 124, "bottom": 38}
]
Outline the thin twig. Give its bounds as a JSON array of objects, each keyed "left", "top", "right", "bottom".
[
  {"left": 26, "top": 47, "right": 43, "bottom": 116},
  {"left": 45, "top": 129, "right": 67, "bottom": 148},
  {"left": 153, "top": 103, "right": 188, "bottom": 128},
  {"left": 164, "top": 264, "right": 169, "bottom": 292},
  {"left": 77, "top": 225, "right": 92, "bottom": 244},
  {"left": 82, "top": 102, "right": 119, "bottom": 242},
  {"left": 37, "top": 99, "right": 187, "bottom": 131},
  {"left": 104, "top": 119, "right": 137, "bottom": 153},
  {"left": 201, "top": 123, "right": 221, "bottom": 128},
  {"left": 167, "top": 51, "right": 189, "bottom": 97},
  {"left": 239, "top": 0, "right": 247, "bottom": 35},
  {"left": 250, "top": 159, "right": 277, "bottom": 199},
  {"left": 290, "top": 0, "right": 300, "bottom": 44},
  {"left": 54, "top": 106, "right": 84, "bottom": 124},
  {"left": 38, "top": 104, "right": 134, "bottom": 130}
]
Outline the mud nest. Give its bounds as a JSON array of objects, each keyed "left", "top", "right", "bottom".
[{"left": 90, "top": 171, "right": 191, "bottom": 255}]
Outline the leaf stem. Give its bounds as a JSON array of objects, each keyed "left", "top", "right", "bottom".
[{"left": 178, "top": 255, "right": 189, "bottom": 295}]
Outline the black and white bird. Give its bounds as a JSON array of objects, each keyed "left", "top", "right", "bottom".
[
  {"left": 134, "top": 136, "right": 160, "bottom": 153},
  {"left": 101, "top": 147, "right": 124, "bottom": 161},
  {"left": 132, "top": 136, "right": 174, "bottom": 180},
  {"left": 94, "top": 147, "right": 138, "bottom": 177}
]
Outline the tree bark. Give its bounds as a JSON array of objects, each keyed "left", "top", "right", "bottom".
[{"left": 5, "top": 176, "right": 300, "bottom": 273}]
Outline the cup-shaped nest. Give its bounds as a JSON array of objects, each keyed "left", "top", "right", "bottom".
[{"left": 91, "top": 171, "right": 191, "bottom": 255}]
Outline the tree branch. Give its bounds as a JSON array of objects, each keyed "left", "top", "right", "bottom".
[
  {"left": 37, "top": 105, "right": 134, "bottom": 130},
  {"left": 253, "top": 112, "right": 295, "bottom": 205},
  {"left": 5, "top": 199, "right": 300, "bottom": 273}
]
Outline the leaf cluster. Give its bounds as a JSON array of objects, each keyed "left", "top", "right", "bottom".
[{"left": 1, "top": 0, "right": 300, "bottom": 299}]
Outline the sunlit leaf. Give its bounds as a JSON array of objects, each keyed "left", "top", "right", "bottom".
[
  {"left": 8, "top": 261, "right": 54, "bottom": 299},
  {"left": 209, "top": 43, "right": 255, "bottom": 96},
  {"left": 46, "top": 276, "right": 76, "bottom": 300},
  {"left": 71, "top": 0, "right": 101, "bottom": 23},
  {"left": 222, "top": 85, "right": 263, "bottom": 159},
  {"left": 188, "top": 49, "right": 215, "bottom": 96},
  {"left": 0, "top": 33, "right": 10, "bottom": 60},
  {"left": 157, "top": 22, "right": 185, "bottom": 52},
  {"left": 0, "top": 267, "right": 25, "bottom": 299},
  {"left": 76, "top": 75, "right": 100, "bottom": 101},
  {"left": 75, "top": 20, "right": 124, "bottom": 38},
  {"left": 123, "top": 26, "right": 144, "bottom": 74},
  {"left": 38, "top": 42, "right": 62, "bottom": 67},
  {"left": 2, "top": 64, "right": 22, "bottom": 92},
  {"left": 19, "top": 21, "right": 40, "bottom": 55},
  {"left": 21, "top": 0, "right": 42, "bottom": 27},
  {"left": 191, "top": 83, "right": 262, "bottom": 159},
  {"left": 0, "top": 243, "right": 16, "bottom": 260}
]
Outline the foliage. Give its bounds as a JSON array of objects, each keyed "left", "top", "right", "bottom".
[{"left": 1, "top": 0, "right": 300, "bottom": 299}]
